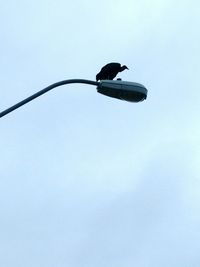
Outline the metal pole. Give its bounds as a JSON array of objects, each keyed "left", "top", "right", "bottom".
[{"left": 0, "top": 79, "right": 99, "bottom": 119}]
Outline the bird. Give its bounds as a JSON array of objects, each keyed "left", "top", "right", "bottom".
[{"left": 96, "top": 62, "right": 129, "bottom": 81}]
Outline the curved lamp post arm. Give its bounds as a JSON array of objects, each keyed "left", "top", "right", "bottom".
[
  {"left": 0, "top": 79, "right": 99, "bottom": 119},
  {"left": 0, "top": 79, "right": 147, "bottom": 119}
]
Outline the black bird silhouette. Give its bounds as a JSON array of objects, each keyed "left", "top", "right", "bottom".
[{"left": 96, "top": 62, "right": 129, "bottom": 81}]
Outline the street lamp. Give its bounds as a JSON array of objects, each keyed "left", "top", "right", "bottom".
[
  {"left": 0, "top": 79, "right": 147, "bottom": 118},
  {"left": 97, "top": 80, "right": 147, "bottom": 102}
]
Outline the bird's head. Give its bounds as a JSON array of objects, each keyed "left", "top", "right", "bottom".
[{"left": 121, "top": 65, "right": 129, "bottom": 71}]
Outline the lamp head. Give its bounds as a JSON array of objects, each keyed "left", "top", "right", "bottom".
[{"left": 97, "top": 80, "right": 147, "bottom": 102}]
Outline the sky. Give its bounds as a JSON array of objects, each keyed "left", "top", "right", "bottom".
[{"left": 0, "top": 0, "right": 200, "bottom": 266}]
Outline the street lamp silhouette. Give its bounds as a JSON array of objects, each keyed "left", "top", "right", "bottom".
[{"left": 0, "top": 79, "right": 148, "bottom": 118}]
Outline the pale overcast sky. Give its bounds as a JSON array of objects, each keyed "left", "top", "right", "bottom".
[{"left": 0, "top": 0, "right": 200, "bottom": 266}]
